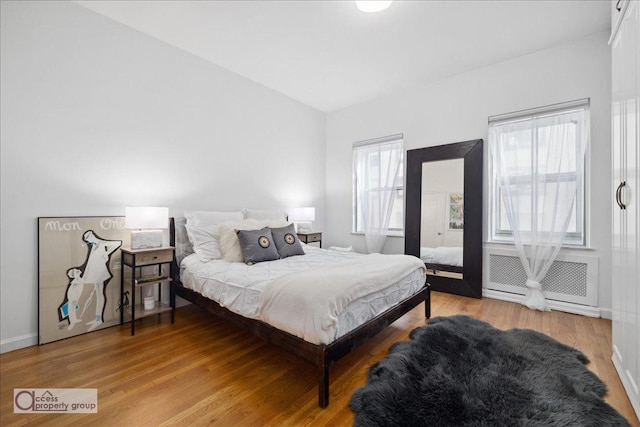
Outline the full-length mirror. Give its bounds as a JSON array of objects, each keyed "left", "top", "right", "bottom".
[{"left": 405, "top": 139, "right": 483, "bottom": 298}]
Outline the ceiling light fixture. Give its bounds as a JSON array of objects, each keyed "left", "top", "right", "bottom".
[{"left": 356, "top": 1, "right": 393, "bottom": 13}]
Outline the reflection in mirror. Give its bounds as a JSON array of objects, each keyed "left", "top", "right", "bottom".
[{"left": 420, "top": 159, "right": 464, "bottom": 279}]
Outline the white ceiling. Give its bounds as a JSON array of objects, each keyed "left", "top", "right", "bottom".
[{"left": 75, "top": 0, "right": 610, "bottom": 113}]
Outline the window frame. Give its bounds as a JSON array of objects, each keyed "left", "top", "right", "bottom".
[
  {"left": 488, "top": 99, "right": 590, "bottom": 247},
  {"left": 352, "top": 134, "right": 405, "bottom": 236}
]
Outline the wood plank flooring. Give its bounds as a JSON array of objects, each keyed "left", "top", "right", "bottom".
[{"left": 1, "top": 292, "right": 638, "bottom": 426}]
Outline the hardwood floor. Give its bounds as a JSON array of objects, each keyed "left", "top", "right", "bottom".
[{"left": 1, "top": 292, "right": 638, "bottom": 426}]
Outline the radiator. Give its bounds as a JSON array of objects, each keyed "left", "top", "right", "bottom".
[{"left": 484, "top": 247, "right": 599, "bottom": 307}]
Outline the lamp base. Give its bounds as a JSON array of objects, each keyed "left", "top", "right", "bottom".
[
  {"left": 296, "top": 222, "right": 313, "bottom": 233},
  {"left": 131, "top": 230, "right": 163, "bottom": 250}
]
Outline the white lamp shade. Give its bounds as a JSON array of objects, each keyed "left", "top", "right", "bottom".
[
  {"left": 291, "top": 207, "right": 315, "bottom": 222},
  {"left": 356, "top": 1, "right": 392, "bottom": 13},
  {"left": 125, "top": 207, "right": 168, "bottom": 229}
]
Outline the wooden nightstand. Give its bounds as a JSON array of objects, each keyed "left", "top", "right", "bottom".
[
  {"left": 120, "top": 246, "right": 175, "bottom": 336},
  {"left": 297, "top": 231, "right": 322, "bottom": 248}
]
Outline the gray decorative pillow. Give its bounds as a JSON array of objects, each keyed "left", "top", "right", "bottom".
[
  {"left": 270, "top": 223, "right": 305, "bottom": 258},
  {"left": 235, "top": 227, "right": 279, "bottom": 265}
]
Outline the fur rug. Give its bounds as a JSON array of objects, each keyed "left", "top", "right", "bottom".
[{"left": 350, "top": 315, "right": 630, "bottom": 426}]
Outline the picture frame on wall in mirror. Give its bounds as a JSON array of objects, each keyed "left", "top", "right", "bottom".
[
  {"left": 38, "top": 216, "right": 130, "bottom": 344},
  {"left": 448, "top": 192, "right": 464, "bottom": 231}
]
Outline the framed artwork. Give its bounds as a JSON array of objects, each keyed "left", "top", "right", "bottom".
[
  {"left": 448, "top": 192, "right": 464, "bottom": 230},
  {"left": 38, "top": 217, "right": 130, "bottom": 344}
]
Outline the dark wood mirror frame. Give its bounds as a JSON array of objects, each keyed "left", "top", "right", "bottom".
[{"left": 405, "top": 139, "right": 483, "bottom": 298}]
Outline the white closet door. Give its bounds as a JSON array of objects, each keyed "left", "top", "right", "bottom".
[
  {"left": 612, "top": 2, "right": 625, "bottom": 359},
  {"left": 623, "top": 4, "right": 638, "bottom": 399},
  {"left": 612, "top": 0, "right": 640, "bottom": 421},
  {"left": 636, "top": 0, "right": 640, "bottom": 408}
]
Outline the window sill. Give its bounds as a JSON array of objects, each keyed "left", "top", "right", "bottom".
[
  {"left": 351, "top": 231, "right": 405, "bottom": 238},
  {"left": 485, "top": 240, "right": 595, "bottom": 251}
]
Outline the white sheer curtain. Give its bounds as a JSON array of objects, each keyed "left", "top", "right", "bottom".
[
  {"left": 353, "top": 138, "right": 403, "bottom": 253},
  {"left": 489, "top": 107, "right": 589, "bottom": 311}
]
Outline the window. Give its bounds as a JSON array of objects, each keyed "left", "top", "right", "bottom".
[
  {"left": 352, "top": 134, "right": 404, "bottom": 235},
  {"left": 489, "top": 99, "right": 590, "bottom": 246}
]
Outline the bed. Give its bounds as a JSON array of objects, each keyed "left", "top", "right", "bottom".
[{"left": 169, "top": 215, "right": 430, "bottom": 408}]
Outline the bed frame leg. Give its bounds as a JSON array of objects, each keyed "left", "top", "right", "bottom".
[
  {"left": 318, "top": 352, "right": 329, "bottom": 408},
  {"left": 425, "top": 284, "right": 431, "bottom": 319}
]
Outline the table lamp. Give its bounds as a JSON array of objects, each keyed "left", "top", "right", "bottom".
[
  {"left": 291, "top": 207, "right": 315, "bottom": 233},
  {"left": 125, "top": 207, "right": 168, "bottom": 249}
]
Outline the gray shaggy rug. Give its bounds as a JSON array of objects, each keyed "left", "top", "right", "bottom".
[{"left": 350, "top": 315, "right": 630, "bottom": 426}]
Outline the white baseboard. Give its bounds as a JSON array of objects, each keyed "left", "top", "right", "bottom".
[
  {"left": 0, "top": 333, "right": 37, "bottom": 354},
  {"left": 483, "top": 288, "right": 602, "bottom": 318},
  {"left": 612, "top": 351, "right": 640, "bottom": 422}
]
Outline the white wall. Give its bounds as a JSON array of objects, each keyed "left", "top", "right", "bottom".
[
  {"left": 325, "top": 32, "right": 612, "bottom": 313},
  {"left": 0, "top": 1, "right": 326, "bottom": 352}
]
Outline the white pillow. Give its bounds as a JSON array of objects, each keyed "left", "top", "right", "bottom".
[
  {"left": 219, "top": 219, "right": 289, "bottom": 262},
  {"left": 184, "top": 210, "right": 243, "bottom": 227},
  {"left": 185, "top": 224, "right": 222, "bottom": 262},
  {"left": 174, "top": 217, "right": 194, "bottom": 265},
  {"left": 241, "top": 208, "right": 288, "bottom": 221}
]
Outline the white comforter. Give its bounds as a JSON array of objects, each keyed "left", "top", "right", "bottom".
[
  {"left": 181, "top": 245, "right": 362, "bottom": 319},
  {"left": 259, "top": 254, "right": 426, "bottom": 345}
]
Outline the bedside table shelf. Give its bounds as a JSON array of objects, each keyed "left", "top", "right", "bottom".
[
  {"left": 125, "top": 302, "right": 173, "bottom": 320},
  {"left": 120, "top": 246, "right": 176, "bottom": 336},
  {"left": 127, "top": 275, "right": 172, "bottom": 286}
]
